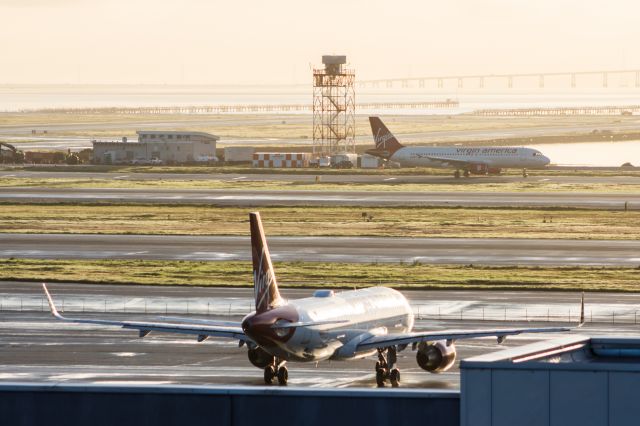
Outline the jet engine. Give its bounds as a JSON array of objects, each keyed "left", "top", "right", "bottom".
[
  {"left": 247, "top": 347, "right": 275, "bottom": 368},
  {"left": 416, "top": 341, "right": 456, "bottom": 373}
]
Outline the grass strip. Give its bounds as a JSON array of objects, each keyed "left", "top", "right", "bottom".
[
  {"left": 1, "top": 258, "right": 639, "bottom": 292},
  {"left": 1, "top": 204, "right": 639, "bottom": 240},
  {"left": 2, "top": 176, "right": 640, "bottom": 193}
]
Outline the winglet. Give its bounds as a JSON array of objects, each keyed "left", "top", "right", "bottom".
[
  {"left": 578, "top": 292, "right": 585, "bottom": 327},
  {"left": 42, "top": 283, "right": 65, "bottom": 320}
]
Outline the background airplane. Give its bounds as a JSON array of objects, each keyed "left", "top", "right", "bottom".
[
  {"left": 43, "top": 212, "right": 582, "bottom": 387},
  {"left": 367, "top": 117, "right": 551, "bottom": 178}
]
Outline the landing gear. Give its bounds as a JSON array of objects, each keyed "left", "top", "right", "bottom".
[
  {"left": 454, "top": 170, "right": 461, "bottom": 179},
  {"left": 277, "top": 365, "right": 288, "bottom": 386},
  {"left": 264, "top": 359, "right": 288, "bottom": 386},
  {"left": 264, "top": 365, "right": 276, "bottom": 384},
  {"left": 374, "top": 346, "right": 400, "bottom": 388},
  {"left": 390, "top": 368, "right": 401, "bottom": 387},
  {"left": 463, "top": 169, "right": 470, "bottom": 178},
  {"left": 522, "top": 168, "right": 528, "bottom": 178},
  {"left": 375, "top": 367, "right": 385, "bottom": 387}
]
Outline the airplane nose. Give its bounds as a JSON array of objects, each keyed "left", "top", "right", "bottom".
[{"left": 542, "top": 155, "right": 551, "bottom": 166}]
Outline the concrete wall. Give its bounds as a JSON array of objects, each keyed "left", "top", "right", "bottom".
[
  {"left": 0, "top": 383, "right": 459, "bottom": 426},
  {"left": 225, "top": 146, "right": 255, "bottom": 162}
]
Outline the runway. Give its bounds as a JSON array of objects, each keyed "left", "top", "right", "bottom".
[
  {"left": 1, "top": 233, "right": 639, "bottom": 266},
  {"left": 1, "top": 187, "right": 638, "bottom": 209},
  {"left": 2, "top": 169, "right": 639, "bottom": 185},
  {"left": 1, "top": 282, "right": 639, "bottom": 389}
]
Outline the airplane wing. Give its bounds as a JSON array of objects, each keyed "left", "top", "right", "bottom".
[
  {"left": 417, "top": 154, "right": 485, "bottom": 168},
  {"left": 356, "top": 294, "right": 585, "bottom": 351},
  {"left": 42, "top": 284, "right": 251, "bottom": 344},
  {"left": 356, "top": 325, "right": 576, "bottom": 351},
  {"left": 157, "top": 316, "right": 242, "bottom": 327}
]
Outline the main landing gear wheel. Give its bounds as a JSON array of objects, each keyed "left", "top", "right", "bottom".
[
  {"left": 264, "top": 365, "right": 276, "bottom": 384},
  {"left": 454, "top": 170, "right": 461, "bottom": 179},
  {"left": 277, "top": 366, "right": 289, "bottom": 386},
  {"left": 390, "top": 368, "right": 401, "bottom": 387},
  {"left": 463, "top": 169, "right": 470, "bottom": 178},
  {"left": 376, "top": 367, "right": 386, "bottom": 387},
  {"left": 374, "top": 346, "right": 400, "bottom": 388}
]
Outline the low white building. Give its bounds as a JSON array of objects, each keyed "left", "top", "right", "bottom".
[
  {"left": 93, "top": 131, "right": 219, "bottom": 164},
  {"left": 224, "top": 146, "right": 255, "bottom": 163}
]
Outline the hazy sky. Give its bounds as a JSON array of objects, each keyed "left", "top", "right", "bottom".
[{"left": 1, "top": 0, "right": 638, "bottom": 85}]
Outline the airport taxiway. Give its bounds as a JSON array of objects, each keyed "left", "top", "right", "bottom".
[
  {"left": 1, "top": 233, "right": 639, "bottom": 266},
  {"left": 0, "top": 187, "right": 638, "bottom": 209},
  {"left": 1, "top": 169, "right": 639, "bottom": 185},
  {"left": 0, "top": 313, "right": 613, "bottom": 390},
  {"left": 1, "top": 282, "right": 638, "bottom": 389}
]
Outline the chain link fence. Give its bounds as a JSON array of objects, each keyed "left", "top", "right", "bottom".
[{"left": 1, "top": 295, "right": 638, "bottom": 325}]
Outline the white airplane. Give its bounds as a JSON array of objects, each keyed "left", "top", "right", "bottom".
[
  {"left": 367, "top": 117, "right": 551, "bottom": 178},
  {"left": 43, "top": 212, "right": 583, "bottom": 387}
]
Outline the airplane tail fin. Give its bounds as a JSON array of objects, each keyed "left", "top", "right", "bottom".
[
  {"left": 250, "top": 212, "right": 282, "bottom": 314},
  {"left": 368, "top": 117, "right": 404, "bottom": 159}
]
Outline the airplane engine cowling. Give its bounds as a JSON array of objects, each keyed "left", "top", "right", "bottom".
[
  {"left": 469, "top": 164, "right": 489, "bottom": 175},
  {"left": 416, "top": 341, "right": 456, "bottom": 373},
  {"left": 247, "top": 347, "right": 275, "bottom": 368}
]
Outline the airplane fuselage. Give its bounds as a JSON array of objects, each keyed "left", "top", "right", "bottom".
[
  {"left": 390, "top": 146, "right": 550, "bottom": 169},
  {"left": 242, "top": 287, "right": 414, "bottom": 362}
]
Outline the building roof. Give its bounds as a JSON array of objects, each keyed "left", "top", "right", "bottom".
[
  {"left": 136, "top": 131, "right": 219, "bottom": 141},
  {"left": 461, "top": 335, "right": 640, "bottom": 371},
  {"left": 92, "top": 140, "right": 197, "bottom": 146}
]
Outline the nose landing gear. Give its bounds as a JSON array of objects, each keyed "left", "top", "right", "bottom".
[
  {"left": 375, "top": 346, "right": 401, "bottom": 388},
  {"left": 264, "top": 359, "right": 288, "bottom": 386},
  {"left": 522, "top": 168, "right": 528, "bottom": 178}
]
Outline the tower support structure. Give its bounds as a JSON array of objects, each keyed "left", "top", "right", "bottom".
[{"left": 313, "top": 55, "right": 355, "bottom": 157}]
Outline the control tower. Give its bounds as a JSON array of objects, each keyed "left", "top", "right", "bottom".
[{"left": 312, "top": 55, "right": 355, "bottom": 157}]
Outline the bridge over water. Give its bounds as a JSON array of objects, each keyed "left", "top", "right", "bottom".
[{"left": 358, "top": 69, "right": 640, "bottom": 89}]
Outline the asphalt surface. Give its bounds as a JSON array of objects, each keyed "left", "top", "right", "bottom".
[
  {"left": 0, "top": 187, "right": 638, "bottom": 209},
  {"left": 2, "top": 233, "right": 639, "bottom": 266},
  {"left": 2, "top": 282, "right": 638, "bottom": 389},
  {"left": 1, "top": 169, "right": 639, "bottom": 185}
]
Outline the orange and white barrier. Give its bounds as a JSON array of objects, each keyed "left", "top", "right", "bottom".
[{"left": 252, "top": 152, "right": 311, "bottom": 168}]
